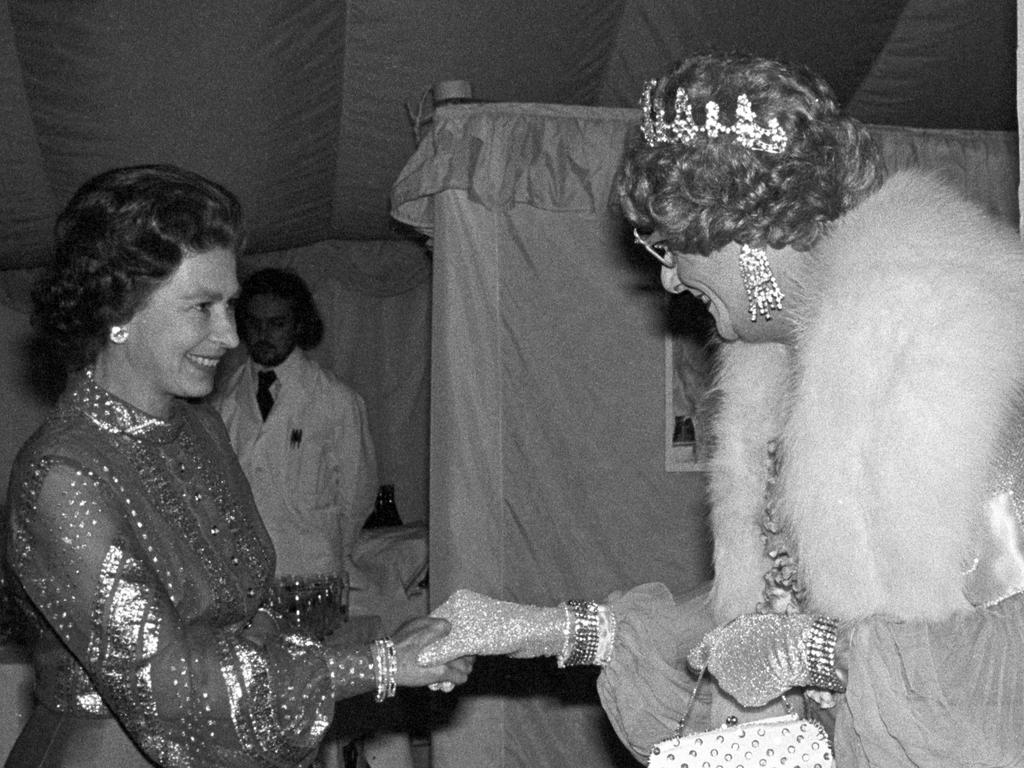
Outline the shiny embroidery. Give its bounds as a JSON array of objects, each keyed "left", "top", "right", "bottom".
[
  {"left": 90, "top": 544, "right": 166, "bottom": 757},
  {"left": 6, "top": 373, "right": 345, "bottom": 767}
]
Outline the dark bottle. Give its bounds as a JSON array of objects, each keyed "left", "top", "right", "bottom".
[{"left": 364, "top": 484, "right": 403, "bottom": 528}]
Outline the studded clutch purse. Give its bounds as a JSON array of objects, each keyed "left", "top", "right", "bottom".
[{"left": 647, "top": 669, "right": 834, "bottom": 768}]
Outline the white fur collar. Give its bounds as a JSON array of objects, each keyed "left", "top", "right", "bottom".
[{"left": 708, "top": 171, "right": 1024, "bottom": 622}]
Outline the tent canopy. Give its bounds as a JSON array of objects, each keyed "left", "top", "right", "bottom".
[{"left": 1, "top": 0, "right": 1017, "bottom": 269}]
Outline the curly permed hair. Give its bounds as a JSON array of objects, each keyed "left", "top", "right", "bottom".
[
  {"left": 616, "top": 53, "right": 884, "bottom": 255},
  {"left": 237, "top": 268, "right": 324, "bottom": 351},
  {"left": 32, "top": 164, "right": 245, "bottom": 371}
]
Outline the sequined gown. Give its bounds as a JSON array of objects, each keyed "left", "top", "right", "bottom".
[{"left": 3, "top": 373, "right": 378, "bottom": 768}]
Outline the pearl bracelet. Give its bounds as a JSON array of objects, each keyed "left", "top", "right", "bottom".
[{"left": 373, "top": 637, "right": 397, "bottom": 703}]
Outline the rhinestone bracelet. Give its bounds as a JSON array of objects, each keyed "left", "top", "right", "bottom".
[
  {"left": 373, "top": 637, "right": 398, "bottom": 703},
  {"left": 804, "top": 616, "right": 846, "bottom": 692},
  {"left": 557, "top": 600, "right": 600, "bottom": 667}
]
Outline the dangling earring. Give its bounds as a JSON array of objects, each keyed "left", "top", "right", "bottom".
[
  {"left": 110, "top": 326, "right": 129, "bottom": 344},
  {"left": 738, "top": 244, "right": 784, "bottom": 321}
]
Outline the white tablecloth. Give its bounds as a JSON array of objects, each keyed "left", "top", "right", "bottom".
[{"left": 348, "top": 522, "right": 429, "bottom": 633}]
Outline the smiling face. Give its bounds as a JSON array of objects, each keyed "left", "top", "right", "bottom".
[
  {"left": 94, "top": 247, "right": 240, "bottom": 417},
  {"left": 649, "top": 238, "right": 802, "bottom": 344}
]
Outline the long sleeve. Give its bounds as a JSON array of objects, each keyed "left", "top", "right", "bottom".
[
  {"left": 836, "top": 593, "right": 1024, "bottom": 767},
  {"left": 7, "top": 454, "right": 358, "bottom": 768}
]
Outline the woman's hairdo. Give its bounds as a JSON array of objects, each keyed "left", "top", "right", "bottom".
[
  {"left": 31, "top": 164, "right": 245, "bottom": 370},
  {"left": 616, "top": 53, "right": 884, "bottom": 255},
  {"left": 237, "top": 268, "right": 324, "bottom": 351}
]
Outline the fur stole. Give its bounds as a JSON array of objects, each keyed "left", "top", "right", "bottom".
[{"left": 708, "top": 170, "right": 1024, "bottom": 623}]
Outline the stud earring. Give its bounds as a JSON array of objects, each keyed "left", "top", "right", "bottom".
[
  {"left": 738, "top": 244, "right": 784, "bottom": 321},
  {"left": 110, "top": 326, "right": 129, "bottom": 344}
]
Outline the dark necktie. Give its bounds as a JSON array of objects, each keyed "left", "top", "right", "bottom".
[{"left": 256, "top": 370, "right": 277, "bottom": 421}]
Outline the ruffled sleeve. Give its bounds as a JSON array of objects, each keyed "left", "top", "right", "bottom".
[{"left": 595, "top": 582, "right": 713, "bottom": 760}]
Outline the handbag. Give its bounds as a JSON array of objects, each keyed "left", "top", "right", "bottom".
[{"left": 648, "top": 667, "right": 834, "bottom": 768}]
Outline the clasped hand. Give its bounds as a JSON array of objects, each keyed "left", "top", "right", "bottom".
[
  {"left": 322, "top": 616, "right": 475, "bottom": 690},
  {"left": 417, "top": 589, "right": 566, "bottom": 666}
]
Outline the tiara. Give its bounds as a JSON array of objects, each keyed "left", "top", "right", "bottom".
[{"left": 640, "top": 80, "right": 788, "bottom": 154}]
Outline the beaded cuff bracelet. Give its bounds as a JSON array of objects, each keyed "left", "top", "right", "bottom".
[
  {"left": 557, "top": 600, "right": 600, "bottom": 667},
  {"left": 805, "top": 616, "right": 845, "bottom": 692}
]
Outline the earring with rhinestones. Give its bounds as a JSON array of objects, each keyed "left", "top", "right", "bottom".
[
  {"left": 738, "top": 244, "right": 784, "bottom": 322},
  {"left": 110, "top": 325, "right": 129, "bottom": 344}
]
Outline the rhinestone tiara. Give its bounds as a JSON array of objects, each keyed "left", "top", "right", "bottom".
[{"left": 640, "top": 79, "right": 788, "bottom": 154}]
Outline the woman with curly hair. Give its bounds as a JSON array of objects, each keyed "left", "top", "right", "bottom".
[
  {"left": 417, "top": 53, "right": 1024, "bottom": 766},
  {"left": 2, "top": 164, "right": 471, "bottom": 768}
]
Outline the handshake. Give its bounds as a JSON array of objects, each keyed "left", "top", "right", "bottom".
[
  {"left": 418, "top": 589, "right": 572, "bottom": 666},
  {"left": 405, "top": 589, "right": 613, "bottom": 693},
  {"left": 386, "top": 589, "right": 564, "bottom": 695},
  {"left": 411, "top": 589, "right": 847, "bottom": 708}
]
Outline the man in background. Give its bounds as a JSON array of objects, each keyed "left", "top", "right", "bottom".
[
  {"left": 213, "top": 267, "right": 378, "bottom": 580},
  {"left": 212, "top": 267, "right": 413, "bottom": 768}
]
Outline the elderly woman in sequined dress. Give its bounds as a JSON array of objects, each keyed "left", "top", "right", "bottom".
[
  {"left": 1, "top": 164, "right": 472, "bottom": 768},
  {"left": 417, "top": 54, "right": 1024, "bottom": 766}
]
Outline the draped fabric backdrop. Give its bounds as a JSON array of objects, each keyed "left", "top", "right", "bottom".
[
  {"left": 391, "top": 102, "right": 1019, "bottom": 768},
  {"left": 393, "top": 103, "right": 717, "bottom": 768}
]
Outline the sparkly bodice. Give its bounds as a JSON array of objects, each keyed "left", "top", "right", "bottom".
[
  {"left": 4, "top": 373, "right": 374, "bottom": 767},
  {"left": 62, "top": 372, "right": 275, "bottom": 624}
]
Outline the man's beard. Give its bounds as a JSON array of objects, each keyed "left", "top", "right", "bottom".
[{"left": 249, "top": 342, "right": 292, "bottom": 368}]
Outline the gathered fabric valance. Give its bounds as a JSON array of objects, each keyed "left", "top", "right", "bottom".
[
  {"left": 868, "top": 124, "right": 1018, "bottom": 225},
  {"left": 394, "top": 103, "right": 1019, "bottom": 238},
  {"left": 392, "top": 103, "right": 639, "bottom": 235}
]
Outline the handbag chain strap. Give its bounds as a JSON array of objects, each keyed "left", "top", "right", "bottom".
[{"left": 674, "top": 666, "right": 707, "bottom": 736}]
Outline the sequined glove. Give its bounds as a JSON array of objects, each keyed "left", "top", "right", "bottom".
[
  {"left": 417, "top": 589, "right": 566, "bottom": 665},
  {"left": 687, "top": 613, "right": 846, "bottom": 707}
]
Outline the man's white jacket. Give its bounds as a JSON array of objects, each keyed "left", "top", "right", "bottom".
[{"left": 213, "top": 348, "right": 378, "bottom": 577}]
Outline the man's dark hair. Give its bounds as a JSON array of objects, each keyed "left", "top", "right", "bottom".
[{"left": 238, "top": 268, "right": 324, "bottom": 350}]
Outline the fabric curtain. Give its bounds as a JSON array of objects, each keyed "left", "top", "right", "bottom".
[
  {"left": 393, "top": 102, "right": 714, "bottom": 768},
  {"left": 391, "top": 102, "right": 1019, "bottom": 768}
]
